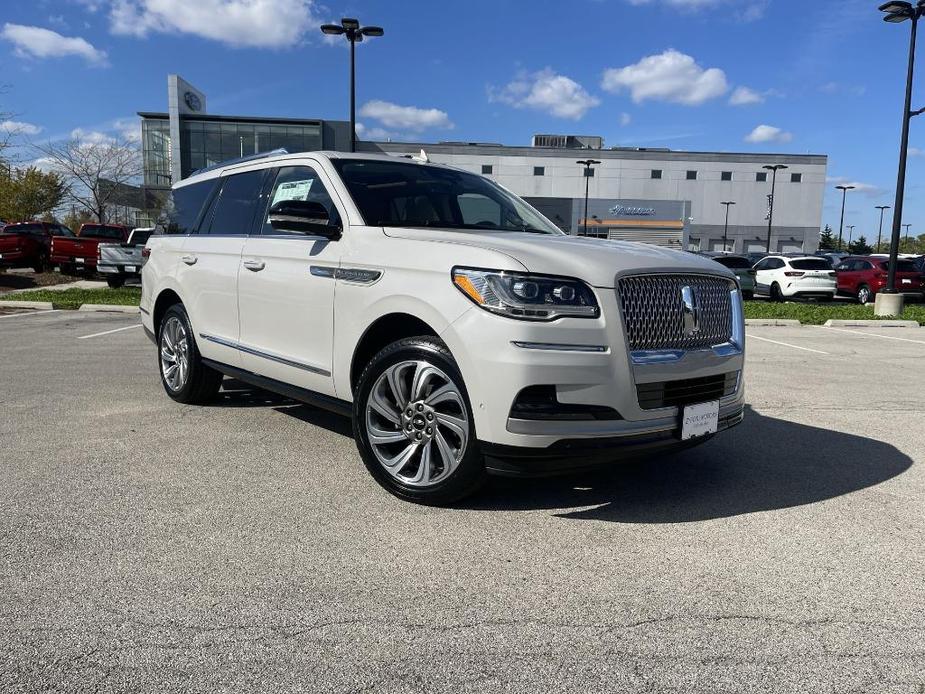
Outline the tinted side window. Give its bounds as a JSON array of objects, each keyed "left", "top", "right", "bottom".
[
  {"left": 457, "top": 193, "right": 502, "bottom": 226},
  {"left": 769, "top": 258, "right": 786, "bottom": 269},
  {"left": 261, "top": 166, "right": 341, "bottom": 235},
  {"left": 163, "top": 180, "right": 218, "bottom": 235},
  {"left": 206, "top": 170, "right": 266, "bottom": 236},
  {"left": 754, "top": 259, "right": 769, "bottom": 271}
]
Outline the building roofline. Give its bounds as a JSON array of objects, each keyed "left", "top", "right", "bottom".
[
  {"left": 363, "top": 140, "right": 828, "bottom": 164},
  {"left": 137, "top": 111, "right": 333, "bottom": 126}
]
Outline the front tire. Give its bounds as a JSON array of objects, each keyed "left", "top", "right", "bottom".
[
  {"left": 157, "top": 303, "right": 223, "bottom": 404},
  {"left": 770, "top": 282, "right": 784, "bottom": 302},
  {"left": 353, "top": 336, "right": 486, "bottom": 505}
]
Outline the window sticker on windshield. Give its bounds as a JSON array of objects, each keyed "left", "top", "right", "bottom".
[{"left": 271, "top": 179, "right": 314, "bottom": 206}]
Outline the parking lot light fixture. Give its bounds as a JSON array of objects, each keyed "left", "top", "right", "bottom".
[
  {"left": 875, "top": 205, "right": 891, "bottom": 250},
  {"left": 835, "top": 184, "right": 855, "bottom": 251},
  {"left": 320, "top": 18, "right": 385, "bottom": 153},
  {"left": 847, "top": 224, "right": 856, "bottom": 247},
  {"left": 576, "top": 159, "right": 601, "bottom": 236},
  {"left": 721, "top": 201, "right": 736, "bottom": 251},
  {"left": 878, "top": 0, "right": 924, "bottom": 298},
  {"left": 763, "top": 164, "right": 787, "bottom": 254}
]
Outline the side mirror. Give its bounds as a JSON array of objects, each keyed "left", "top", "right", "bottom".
[{"left": 268, "top": 200, "right": 341, "bottom": 239}]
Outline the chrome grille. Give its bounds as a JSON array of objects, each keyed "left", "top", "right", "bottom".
[{"left": 618, "top": 274, "right": 734, "bottom": 351}]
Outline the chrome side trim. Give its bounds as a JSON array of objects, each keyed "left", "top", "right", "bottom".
[
  {"left": 511, "top": 341, "right": 609, "bottom": 353},
  {"left": 631, "top": 289, "right": 745, "bottom": 365},
  {"left": 310, "top": 265, "right": 382, "bottom": 284},
  {"left": 199, "top": 333, "right": 331, "bottom": 377}
]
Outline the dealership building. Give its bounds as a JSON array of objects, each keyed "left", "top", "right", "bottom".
[{"left": 138, "top": 75, "right": 827, "bottom": 252}]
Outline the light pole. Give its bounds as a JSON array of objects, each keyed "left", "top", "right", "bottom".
[
  {"left": 576, "top": 159, "right": 601, "bottom": 236},
  {"left": 721, "top": 201, "right": 736, "bottom": 252},
  {"left": 875, "top": 205, "right": 891, "bottom": 250},
  {"left": 877, "top": 0, "right": 925, "bottom": 302},
  {"left": 847, "top": 224, "right": 856, "bottom": 248},
  {"left": 321, "top": 18, "right": 384, "bottom": 153},
  {"left": 836, "top": 184, "right": 855, "bottom": 251},
  {"left": 763, "top": 164, "right": 787, "bottom": 254},
  {"left": 903, "top": 223, "right": 912, "bottom": 246}
]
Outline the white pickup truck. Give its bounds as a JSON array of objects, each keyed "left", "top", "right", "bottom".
[
  {"left": 141, "top": 151, "right": 745, "bottom": 504},
  {"left": 98, "top": 227, "right": 154, "bottom": 288}
]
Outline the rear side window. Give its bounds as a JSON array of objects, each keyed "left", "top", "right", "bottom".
[
  {"left": 79, "top": 225, "right": 124, "bottom": 240},
  {"left": 714, "top": 256, "right": 752, "bottom": 269},
  {"left": 204, "top": 170, "right": 266, "bottom": 235},
  {"left": 54, "top": 226, "right": 74, "bottom": 237},
  {"left": 2, "top": 223, "right": 43, "bottom": 234},
  {"left": 882, "top": 260, "right": 918, "bottom": 272},
  {"left": 162, "top": 179, "right": 218, "bottom": 235},
  {"left": 790, "top": 258, "right": 831, "bottom": 271}
]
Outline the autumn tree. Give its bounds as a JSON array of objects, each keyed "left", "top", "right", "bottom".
[{"left": 33, "top": 135, "right": 142, "bottom": 224}]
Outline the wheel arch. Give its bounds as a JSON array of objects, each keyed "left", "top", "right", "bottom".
[
  {"left": 349, "top": 312, "right": 441, "bottom": 394},
  {"left": 152, "top": 288, "right": 183, "bottom": 335}
]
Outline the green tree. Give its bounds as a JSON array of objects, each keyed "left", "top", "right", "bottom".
[
  {"left": 818, "top": 224, "right": 836, "bottom": 250},
  {"left": 0, "top": 166, "right": 67, "bottom": 221},
  {"left": 848, "top": 235, "right": 873, "bottom": 255},
  {"left": 61, "top": 206, "right": 94, "bottom": 233}
]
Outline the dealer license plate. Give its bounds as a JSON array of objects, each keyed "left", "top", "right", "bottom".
[
  {"left": 902, "top": 278, "right": 911, "bottom": 285},
  {"left": 124, "top": 265, "right": 136, "bottom": 273},
  {"left": 76, "top": 257, "right": 84, "bottom": 264},
  {"left": 681, "top": 400, "right": 719, "bottom": 440}
]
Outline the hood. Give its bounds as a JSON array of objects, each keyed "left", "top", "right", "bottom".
[{"left": 382, "top": 228, "right": 734, "bottom": 288}]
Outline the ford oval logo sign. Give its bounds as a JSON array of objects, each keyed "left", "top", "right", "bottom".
[{"left": 183, "top": 91, "right": 202, "bottom": 112}]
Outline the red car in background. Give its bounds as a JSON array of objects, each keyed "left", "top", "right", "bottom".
[
  {"left": 0, "top": 221, "right": 76, "bottom": 273},
  {"left": 834, "top": 255, "right": 925, "bottom": 304},
  {"left": 50, "top": 223, "right": 130, "bottom": 274}
]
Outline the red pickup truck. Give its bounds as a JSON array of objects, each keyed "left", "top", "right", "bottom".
[
  {"left": 0, "top": 221, "right": 76, "bottom": 272},
  {"left": 50, "top": 223, "right": 130, "bottom": 274}
]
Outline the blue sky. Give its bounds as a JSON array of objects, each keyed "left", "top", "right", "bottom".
[{"left": 0, "top": 0, "right": 922, "bottom": 239}]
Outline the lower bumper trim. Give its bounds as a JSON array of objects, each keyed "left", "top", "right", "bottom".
[{"left": 481, "top": 406, "right": 744, "bottom": 477}]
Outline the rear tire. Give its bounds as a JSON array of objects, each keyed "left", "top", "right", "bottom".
[
  {"left": 106, "top": 276, "right": 125, "bottom": 289},
  {"left": 353, "top": 336, "right": 486, "bottom": 505},
  {"left": 157, "top": 303, "right": 223, "bottom": 404},
  {"left": 770, "top": 282, "right": 784, "bottom": 302},
  {"left": 857, "top": 284, "right": 872, "bottom": 305}
]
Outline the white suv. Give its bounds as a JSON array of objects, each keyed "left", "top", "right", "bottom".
[
  {"left": 752, "top": 255, "right": 836, "bottom": 301},
  {"left": 141, "top": 151, "right": 745, "bottom": 504}
]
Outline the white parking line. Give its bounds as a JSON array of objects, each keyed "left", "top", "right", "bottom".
[
  {"left": 823, "top": 325, "right": 925, "bottom": 345},
  {"left": 0, "top": 309, "right": 60, "bottom": 319},
  {"left": 77, "top": 323, "right": 143, "bottom": 340},
  {"left": 746, "top": 333, "right": 831, "bottom": 355}
]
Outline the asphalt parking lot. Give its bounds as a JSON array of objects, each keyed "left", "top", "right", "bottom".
[{"left": 1, "top": 311, "right": 923, "bottom": 693}]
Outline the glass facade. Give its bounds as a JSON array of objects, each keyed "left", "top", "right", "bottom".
[
  {"left": 142, "top": 118, "right": 172, "bottom": 188},
  {"left": 181, "top": 120, "right": 322, "bottom": 178}
]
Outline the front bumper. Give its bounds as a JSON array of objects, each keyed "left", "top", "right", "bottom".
[{"left": 442, "top": 287, "right": 746, "bottom": 450}]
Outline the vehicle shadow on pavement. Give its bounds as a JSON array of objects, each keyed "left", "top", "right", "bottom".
[
  {"left": 212, "top": 379, "right": 296, "bottom": 408},
  {"left": 465, "top": 406, "right": 913, "bottom": 522}
]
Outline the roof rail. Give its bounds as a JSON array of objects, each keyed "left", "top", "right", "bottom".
[{"left": 190, "top": 148, "right": 289, "bottom": 177}]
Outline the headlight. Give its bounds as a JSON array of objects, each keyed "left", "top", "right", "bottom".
[{"left": 452, "top": 267, "right": 599, "bottom": 321}]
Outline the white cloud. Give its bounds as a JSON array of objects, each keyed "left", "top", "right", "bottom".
[
  {"left": 601, "top": 50, "right": 728, "bottom": 106},
  {"left": 109, "top": 0, "right": 321, "bottom": 48},
  {"left": 355, "top": 122, "right": 397, "bottom": 141},
  {"left": 490, "top": 68, "right": 600, "bottom": 120},
  {"left": 729, "top": 86, "right": 764, "bottom": 106},
  {"left": 0, "top": 120, "right": 42, "bottom": 136},
  {"left": 744, "top": 124, "right": 793, "bottom": 143},
  {"left": 619, "top": 112, "right": 632, "bottom": 126},
  {"left": 0, "top": 23, "right": 107, "bottom": 65},
  {"left": 827, "top": 176, "right": 887, "bottom": 198},
  {"left": 819, "top": 81, "right": 866, "bottom": 97},
  {"left": 908, "top": 147, "right": 924, "bottom": 156},
  {"left": 625, "top": 0, "right": 769, "bottom": 20},
  {"left": 111, "top": 117, "right": 141, "bottom": 142},
  {"left": 358, "top": 101, "right": 453, "bottom": 131}
]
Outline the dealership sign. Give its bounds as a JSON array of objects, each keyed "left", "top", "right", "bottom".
[{"left": 609, "top": 204, "right": 656, "bottom": 216}]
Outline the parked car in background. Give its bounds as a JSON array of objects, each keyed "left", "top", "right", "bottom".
[
  {"left": 743, "top": 251, "right": 768, "bottom": 267},
  {"left": 141, "top": 151, "right": 746, "bottom": 504},
  {"left": 50, "top": 223, "right": 130, "bottom": 275},
  {"left": 814, "top": 250, "right": 850, "bottom": 268},
  {"left": 0, "top": 221, "right": 75, "bottom": 272},
  {"left": 699, "top": 253, "right": 756, "bottom": 299},
  {"left": 97, "top": 227, "right": 154, "bottom": 288},
  {"left": 753, "top": 255, "right": 836, "bottom": 301},
  {"left": 835, "top": 255, "right": 925, "bottom": 304}
]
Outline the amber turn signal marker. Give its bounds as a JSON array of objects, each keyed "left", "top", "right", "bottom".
[{"left": 453, "top": 273, "right": 484, "bottom": 304}]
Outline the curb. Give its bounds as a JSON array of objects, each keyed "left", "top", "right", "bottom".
[
  {"left": 744, "top": 319, "right": 801, "bottom": 326},
  {"left": 0, "top": 300, "right": 55, "bottom": 310},
  {"left": 78, "top": 304, "right": 140, "bottom": 314},
  {"left": 823, "top": 319, "right": 920, "bottom": 328}
]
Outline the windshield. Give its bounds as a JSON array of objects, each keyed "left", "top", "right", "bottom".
[
  {"left": 80, "top": 225, "right": 124, "bottom": 240},
  {"left": 880, "top": 260, "right": 918, "bottom": 272},
  {"left": 332, "top": 159, "right": 562, "bottom": 234},
  {"left": 713, "top": 256, "right": 752, "bottom": 269},
  {"left": 790, "top": 258, "right": 832, "bottom": 270}
]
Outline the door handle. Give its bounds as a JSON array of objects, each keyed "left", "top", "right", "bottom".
[
  {"left": 180, "top": 254, "right": 198, "bottom": 266},
  {"left": 243, "top": 258, "right": 265, "bottom": 272}
]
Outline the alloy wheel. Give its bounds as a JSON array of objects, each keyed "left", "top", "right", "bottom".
[
  {"left": 160, "top": 316, "right": 190, "bottom": 392},
  {"left": 858, "top": 287, "right": 871, "bottom": 305},
  {"left": 365, "top": 360, "right": 469, "bottom": 488}
]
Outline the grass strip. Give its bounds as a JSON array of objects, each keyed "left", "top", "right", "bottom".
[{"left": 2, "top": 287, "right": 142, "bottom": 310}]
